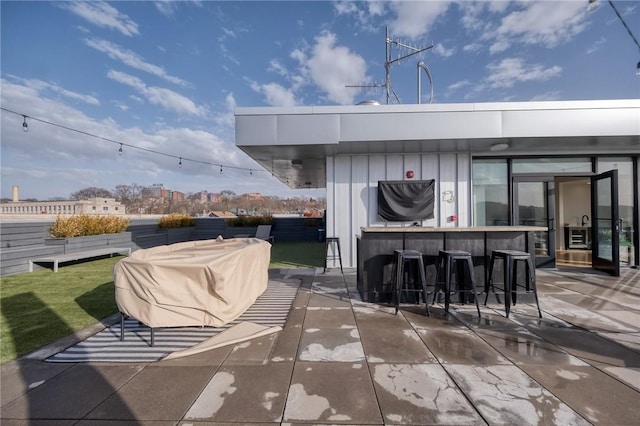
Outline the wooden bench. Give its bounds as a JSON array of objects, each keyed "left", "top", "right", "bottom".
[{"left": 29, "top": 247, "right": 132, "bottom": 272}]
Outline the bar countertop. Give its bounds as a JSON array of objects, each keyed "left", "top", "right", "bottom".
[{"left": 360, "top": 226, "right": 548, "bottom": 233}]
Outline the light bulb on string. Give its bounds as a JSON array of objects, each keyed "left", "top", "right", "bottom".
[
  {"left": 250, "top": 169, "right": 253, "bottom": 175},
  {"left": 220, "top": 166, "right": 223, "bottom": 174},
  {"left": 118, "top": 144, "right": 123, "bottom": 155},
  {"left": 22, "top": 115, "right": 28, "bottom": 132},
  {"left": 178, "top": 157, "right": 182, "bottom": 167}
]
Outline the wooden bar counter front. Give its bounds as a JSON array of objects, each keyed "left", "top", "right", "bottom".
[{"left": 356, "top": 226, "right": 546, "bottom": 303}]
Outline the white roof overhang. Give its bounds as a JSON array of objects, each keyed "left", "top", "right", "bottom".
[{"left": 235, "top": 99, "right": 640, "bottom": 189}]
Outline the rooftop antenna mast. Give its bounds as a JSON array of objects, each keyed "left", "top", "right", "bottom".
[
  {"left": 384, "top": 27, "right": 433, "bottom": 104},
  {"left": 347, "top": 27, "right": 433, "bottom": 104}
]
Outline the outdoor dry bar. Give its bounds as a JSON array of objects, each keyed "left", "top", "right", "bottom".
[{"left": 356, "top": 226, "right": 547, "bottom": 302}]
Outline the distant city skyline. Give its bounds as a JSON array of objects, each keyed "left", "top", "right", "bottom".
[{"left": 2, "top": 1, "right": 638, "bottom": 200}]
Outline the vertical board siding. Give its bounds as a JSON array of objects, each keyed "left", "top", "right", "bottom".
[
  {"left": 329, "top": 152, "right": 474, "bottom": 267},
  {"left": 385, "top": 155, "right": 405, "bottom": 228},
  {"left": 457, "top": 153, "right": 471, "bottom": 227},
  {"left": 351, "top": 156, "right": 369, "bottom": 267},
  {"left": 326, "top": 156, "right": 336, "bottom": 238},
  {"left": 369, "top": 156, "right": 387, "bottom": 227},
  {"left": 334, "top": 156, "right": 352, "bottom": 269},
  {"left": 439, "top": 153, "right": 458, "bottom": 227},
  {"left": 421, "top": 155, "right": 439, "bottom": 227}
]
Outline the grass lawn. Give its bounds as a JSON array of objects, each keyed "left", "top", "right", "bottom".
[{"left": 0, "top": 241, "right": 325, "bottom": 364}]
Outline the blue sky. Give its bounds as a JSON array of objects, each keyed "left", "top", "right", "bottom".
[{"left": 1, "top": 1, "right": 639, "bottom": 201}]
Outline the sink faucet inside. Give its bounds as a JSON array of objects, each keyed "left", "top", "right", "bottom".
[{"left": 581, "top": 215, "right": 589, "bottom": 226}]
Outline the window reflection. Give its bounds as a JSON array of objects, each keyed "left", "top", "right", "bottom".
[{"left": 472, "top": 159, "right": 508, "bottom": 226}]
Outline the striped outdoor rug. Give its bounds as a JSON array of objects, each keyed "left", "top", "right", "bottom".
[{"left": 46, "top": 279, "right": 299, "bottom": 363}]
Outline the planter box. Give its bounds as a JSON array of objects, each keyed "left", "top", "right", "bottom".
[{"left": 45, "top": 232, "right": 132, "bottom": 254}]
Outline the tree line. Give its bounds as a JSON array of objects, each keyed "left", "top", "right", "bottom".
[{"left": 63, "top": 185, "right": 327, "bottom": 216}]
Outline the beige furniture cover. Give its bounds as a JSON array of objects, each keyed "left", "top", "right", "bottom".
[{"left": 113, "top": 237, "right": 271, "bottom": 328}]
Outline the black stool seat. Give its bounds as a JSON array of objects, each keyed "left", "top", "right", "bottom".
[
  {"left": 484, "top": 249, "right": 542, "bottom": 318},
  {"left": 324, "top": 237, "right": 343, "bottom": 272},
  {"left": 391, "top": 249, "right": 431, "bottom": 316},
  {"left": 433, "top": 250, "right": 481, "bottom": 317}
]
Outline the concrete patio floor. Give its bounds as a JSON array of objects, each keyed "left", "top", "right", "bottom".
[{"left": 2, "top": 266, "right": 639, "bottom": 425}]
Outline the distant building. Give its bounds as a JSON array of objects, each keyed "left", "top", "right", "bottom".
[
  {"left": 145, "top": 184, "right": 168, "bottom": 199},
  {"left": 0, "top": 197, "right": 126, "bottom": 216}
]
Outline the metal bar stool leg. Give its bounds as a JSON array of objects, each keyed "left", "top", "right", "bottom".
[
  {"left": 527, "top": 256, "right": 542, "bottom": 318},
  {"left": 120, "top": 312, "right": 125, "bottom": 341},
  {"left": 444, "top": 255, "right": 452, "bottom": 315},
  {"left": 417, "top": 256, "right": 430, "bottom": 317},
  {"left": 484, "top": 252, "right": 499, "bottom": 306},
  {"left": 465, "top": 257, "right": 481, "bottom": 317},
  {"left": 504, "top": 254, "right": 513, "bottom": 318},
  {"left": 394, "top": 251, "right": 403, "bottom": 315}
]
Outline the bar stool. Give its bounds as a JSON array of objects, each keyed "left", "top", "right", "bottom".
[
  {"left": 433, "top": 250, "right": 481, "bottom": 317},
  {"left": 391, "top": 249, "right": 431, "bottom": 316},
  {"left": 324, "top": 237, "right": 343, "bottom": 272},
  {"left": 484, "top": 250, "right": 542, "bottom": 318}
]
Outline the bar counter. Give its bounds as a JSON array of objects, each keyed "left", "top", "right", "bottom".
[{"left": 356, "top": 226, "right": 547, "bottom": 303}]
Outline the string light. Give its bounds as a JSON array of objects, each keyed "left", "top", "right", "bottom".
[
  {"left": 1, "top": 106, "right": 265, "bottom": 176},
  {"left": 250, "top": 169, "right": 253, "bottom": 175}
]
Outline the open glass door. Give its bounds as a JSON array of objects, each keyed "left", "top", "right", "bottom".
[{"left": 591, "top": 170, "right": 620, "bottom": 276}]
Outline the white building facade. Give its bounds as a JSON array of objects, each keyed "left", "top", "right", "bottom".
[
  {"left": 1, "top": 198, "right": 126, "bottom": 216},
  {"left": 236, "top": 100, "right": 640, "bottom": 274}
]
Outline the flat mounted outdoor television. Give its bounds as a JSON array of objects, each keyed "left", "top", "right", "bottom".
[{"left": 377, "top": 179, "right": 435, "bottom": 222}]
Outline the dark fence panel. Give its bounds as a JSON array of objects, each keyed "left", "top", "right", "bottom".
[{"left": 0, "top": 216, "right": 320, "bottom": 276}]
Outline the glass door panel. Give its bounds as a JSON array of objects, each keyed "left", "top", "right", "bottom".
[
  {"left": 514, "top": 179, "right": 555, "bottom": 267},
  {"left": 591, "top": 170, "right": 620, "bottom": 276}
]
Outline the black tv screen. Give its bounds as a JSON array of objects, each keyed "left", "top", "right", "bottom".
[{"left": 378, "top": 180, "right": 435, "bottom": 222}]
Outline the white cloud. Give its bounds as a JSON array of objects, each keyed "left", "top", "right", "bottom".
[
  {"left": 433, "top": 43, "right": 454, "bottom": 58},
  {"left": 9, "top": 76, "right": 100, "bottom": 106},
  {"left": 214, "top": 92, "right": 238, "bottom": 129},
  {"left": 333, "top": 0, "right": 385, "bottom": 33},
  {"left": 249, "top": 80, "right": 298, "bottom": 107},
  {"left": 388, "top": 1, "right": 450, "bottom": 40},
  {"left": 1, "top": 78, "right": 246, "bottom": 200},
  {"left": 268, "top": 59, "right": 289, "bottom": 77},
  {"left": 491, "top": 2, "right": 588, "bottom": 53},
  {"left": 447, "top": 79, "right": 471, "bottom": 93},
  {"left": 84, "top": 38, "right": 190, "bottom": 87},
  {"left": 252, "top": 31, "right": 367, "bottom": 106},
  {"left": 299, "top": 31, "right": 368, "bottom": 105},
  {"left": 62, "top": 1, "right": 139, "bottom": 37},
  {"left": 484, "top": 58, "right": 562, "bottom": 89},
  {"left": 107, "top": 70, "right": 207, "bottom": 117},
  {"left": 586, "top": 37, "right": 607, "bottom": 55},
  {"left": 155, "top": 0, "right": 178, "bottom": 17},
  {"left": 530, "top": 91, "right": 562, "bottom": 101}
]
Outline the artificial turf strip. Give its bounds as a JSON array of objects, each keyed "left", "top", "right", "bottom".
[
  {"left": 0, "top": 241, "right": 326, "bottom": 363},
  {"left": 0, "top": 256, "right": 123, "bottom": 364}
]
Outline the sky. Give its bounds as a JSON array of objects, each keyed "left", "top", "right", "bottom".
[{"left": 1, "top": 0, "right": 639, "bottom": 201}]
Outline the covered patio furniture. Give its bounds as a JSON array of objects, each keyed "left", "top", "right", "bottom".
[{"left": 113, "top": 238, "right": 271, "bottom": 335}]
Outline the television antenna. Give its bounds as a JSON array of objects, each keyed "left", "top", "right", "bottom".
[{"left": 347, "top": 27, "right": 433, "bottom": 104}]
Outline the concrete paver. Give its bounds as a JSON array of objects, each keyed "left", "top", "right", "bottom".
[{"left": 2, "top": 267, "right": 640, "bottom": 425}]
